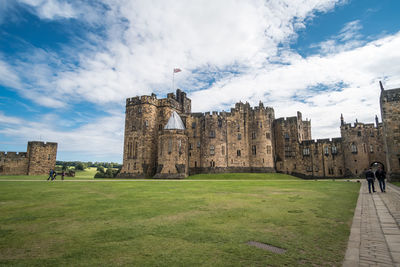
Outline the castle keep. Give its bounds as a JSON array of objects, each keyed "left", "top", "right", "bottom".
[
  {"left": 0, "top": 141, "right": 57, "bottom": 176},
  {"left": 120, "top": 84, "right": 400, "bottom": 180}
]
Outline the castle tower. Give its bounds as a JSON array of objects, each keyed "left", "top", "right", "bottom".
[
  {"left": 154, "top": 111, "right": 188, "bottom": 178},
  {"left": 120, "top": 95, "right": 159, "bottom": 178},
  {"left": 27, "top": 141, "right": 57, "bottom": 175},
  {"left": 380, "top": 83, "right": 400, "bottom": 180}
]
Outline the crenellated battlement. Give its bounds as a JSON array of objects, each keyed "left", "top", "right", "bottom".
[
  {"left": 28, "top": 141, "right": 58, "bottom": 147},
  {"left": 0, "top": 151, "right": 28, "bottom": 159},
  {"left": 381, "top": 87, "right": 400, "bottom": 102},
  {"left": 126, "top": 94, "right": 159, "bottom": 106}
]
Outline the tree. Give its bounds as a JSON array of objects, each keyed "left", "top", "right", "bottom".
[{"left": 75, "top": 162, "right": 85, "bottom": 171}]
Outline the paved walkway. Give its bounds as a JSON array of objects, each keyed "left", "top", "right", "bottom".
[{"left": 343, "top": 181, "right": 400, "bottom": 267}]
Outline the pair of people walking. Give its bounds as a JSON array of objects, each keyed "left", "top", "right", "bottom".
[{"left": 365, "top": 166, "right": 386, "bottom": 193}]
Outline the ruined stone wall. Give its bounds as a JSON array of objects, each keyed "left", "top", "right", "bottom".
[
  {"left": 0, "top": 152, "right": 29, "bottom": 175},
  {"left": 154, "top": 129, "right": 188, "bottom": 178},
  {"left": 27, "top": 141, "right": 58, "bottom": 175},
  {"left": 380, "top": 88, "right": 400, "bottom": 180}
]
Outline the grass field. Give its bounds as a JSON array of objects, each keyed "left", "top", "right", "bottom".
[
  {"left": 392, "top": 182, "right": 400, "bottom": 187},
  {"left": 0, "top": 173, "right": 360, "bottom": 266},
  {"left": 0, "top": 168, "right": 97, "bottom": 180}
]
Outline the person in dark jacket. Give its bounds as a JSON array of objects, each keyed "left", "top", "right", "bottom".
[
  {"left": 365, "top": 168, "right": 376, "bottom": 193},
  {"left": 47, "top": 169, "right": 54, "bottom": 181},
  {"left": 375, "top": 166, "right": 386, "bottom": 193}
]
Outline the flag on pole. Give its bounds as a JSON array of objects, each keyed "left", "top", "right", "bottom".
[{"left": 173, "top": 68, "right": 181, "bottom": 73}]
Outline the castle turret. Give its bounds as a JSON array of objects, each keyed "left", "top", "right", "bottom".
[
  {"left": 154, "top": 111, "right": 188, "bottom": 178},
  {"left": 27, "top": 141, "right": 57, "bottom": 175}
]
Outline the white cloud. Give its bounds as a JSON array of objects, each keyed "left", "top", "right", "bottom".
[
  {"left": 17, "top": 0, "right": 76, "bottom": 19},
  {"left": 2, "top": 0, "right": 400, "bottom": 160},
  {"left": 0, "top": 112, "right": 125, "bottom": 161},
  {"left": 190, "top": 32, "right": 400, "bottom": 139}
]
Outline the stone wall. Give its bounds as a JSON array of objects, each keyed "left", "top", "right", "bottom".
[
  {"left": 0, "top": 141, "right": 57, "bottom": 176},
  {"left": 0, "top": 152, "right": 29, "bottom": 175},
  {"left": 27, "top": 141, "right": 58, "bottom": 175},
  {"left": 154, "top": 129, "right": 188, "bottom": 178},
  {"left": 380, "top": 87, "right": 400, "bottom": 180},
  {"left": 340, "top": 120, "right": 385, "bottom": 177}
]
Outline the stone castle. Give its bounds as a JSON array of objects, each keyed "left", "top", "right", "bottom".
[
  {"left": 119, "top": 83, "right": 400, "bottom": 180},
  {"left": 0, "top": 141, "right": 57, "bottom": 176}
]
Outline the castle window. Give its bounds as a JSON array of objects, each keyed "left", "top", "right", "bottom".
[
  {"left": 237, "top": 150, "right": 241, "bottom": 157},
  {"left": 193, "top": 131, "right": 196, "bottom": 138},
  {"left": 339, "top": 169, "right": 342, "bottom": 175},
  {"left": 159, "top": 124, "right": 162, "bottom": 131},
  {"left": 237, "top": 124, "right": 240, "bottom": 132},
  {"left": 303, "top": 147, "right": 310, "bottom": 156},
  {"left": 132, "top": 125, "right": 136, "bottom": 131},
  {"left": 197, "top": 141, "right": 201, "bottom": 148},
  {"left": 192, "top": 122, "right": 196, "bottom": 129},
  {"left": 210, "top": 161, "right": 215, "bottom": 167},
  {"left": 252, "top": 132, "right": 256, "bottom": 139},
  {"left": 134, "top": 142, "right": 138, "bottom": 158},
  {"left": 357, "top": 131, "right": 361, "bottom": 136},
  {"left": 221, "top": 146, "right": 225, "bottom": 155},
  {"left": 324, "top": 146, "right": 329, "bottom": 156},
  {"left": 252, "top": 145, "right": 256, "bottom": 155},
  {"left": 351, "top": 143, "right": 358, "bottom": 153},
  {"left": 168, "top": 139, "right": 172, "bottom": 154},
  {"left": 138, "top": 107, "right": 142, "bottom": 114},
  {"left": 189, "top": 152, "right": 191, "bottom": 157},
  {"left": 210, "top": 145, "right": 215, "bottom": 155},
  {"left": 128, "top": 163, "right": 130, "bottom": 170},
  {"left": 238, "top": 133, "right": 242, "bottom": 140},
  {"left": 267, "top": 145, "right": 272, "bottom": 154},
  {"left": 48, "top": 154, "right": 51, "bottom": 160},
  {"left": 294, "top": 164, "right": 296, "bottom": 170},
  {"left": 178, "top": 140, "right": 182, "bottom": 155},
  {"left": 209, "top": 130, "right": 215, "bottom": 138},
  {"left": 284, "top": 133, "right": 289, "bottom": 140},
  {"left": 189, "top": 143, "right": 193, "bottom": 150},
  {"left": 266, "top": 132, "right": 271, "bottom": 139},
  {"left": 144, "top": 120, "right": 149, "bottom": 127},
  {"left": 331, "top": 146, "right": 337, "bottom": 154},
  {"left": 259, "top": 122, "right": 262, "bottom": 128},
  {"left": 134, "top": 162, "right": 137, "bottom": 169},
  {"left": 194, "top": 161, "right": 197, "bottom": 167},
  {"left": 370, "top": 131, "right": 374, "bottom": 137},
  {"left": 218, "top": 119, "right": 222, "bottom": 127}
]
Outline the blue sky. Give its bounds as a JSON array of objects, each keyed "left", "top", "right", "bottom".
[{"left": 1, "top": 0, "right": 400, "bottom": 162}]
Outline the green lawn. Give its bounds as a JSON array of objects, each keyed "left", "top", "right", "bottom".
[
  {"left": 392, "top": 182, "right": 400, "bottom": 187},
  {"left": 188, "top": 172, "right": 299, "bottom": 180},
  {"left": 0, "top": 174, "right": 360, "bottom": 266}
]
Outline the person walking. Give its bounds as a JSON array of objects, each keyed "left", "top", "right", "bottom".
[
  {"left": 61, "top": 171, "right": 65, "bottom": 181},
  {"left": 365, "top": 167, "right": 376, "bottom": 193},
  {"left": 51, "top": 171, "right": 57, "bottom": 181},
  {"left": 375, "top": 166, "right": 386, "bottom": 192},
  {"left": 47, "top": 169, "right": 54, "bottom": 181}
]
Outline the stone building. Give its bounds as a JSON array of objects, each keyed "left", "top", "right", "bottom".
[
  {"left": 0, "top": 141, "right": 58, "bottom": 176},
  {"left": 380, "top": 82, "right": 400, "bottom": 180},
  {"left": 119, "top": 84, "right": 399, "bottom": 180}
]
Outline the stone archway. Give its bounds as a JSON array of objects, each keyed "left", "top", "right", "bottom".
[{"left": 370, "top": 161, "right": 385, "bottom": 172}]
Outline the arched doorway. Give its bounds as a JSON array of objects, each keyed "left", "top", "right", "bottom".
[{"left": 370, "top": 162, "right": 385, "bottom": 173}]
